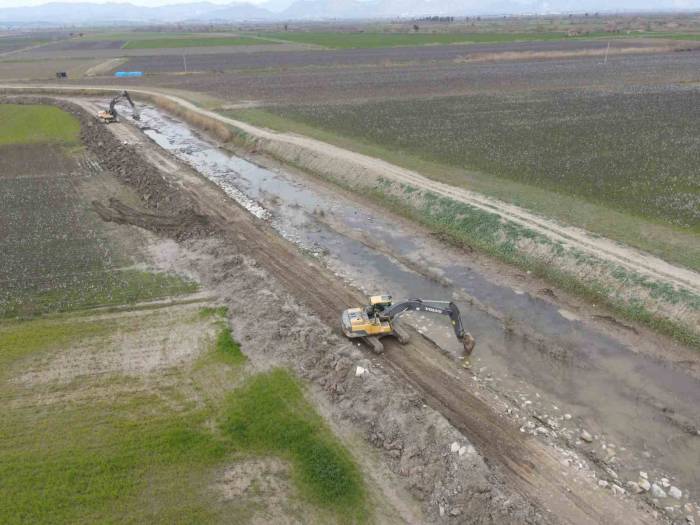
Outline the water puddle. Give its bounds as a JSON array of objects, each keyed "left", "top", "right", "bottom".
[{"left": 135, "top": 106, "right": 700, "bottom": 499}]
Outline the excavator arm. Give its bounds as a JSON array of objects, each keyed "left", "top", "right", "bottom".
[
  {"left": 106, "top": 91, "right": 140, "bottom": 121},
  {"left": 380, "top": 299, "right": 475, "bottom": 355}
]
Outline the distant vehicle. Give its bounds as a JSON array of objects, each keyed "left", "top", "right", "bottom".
[{"left": 55, "top": 72, "right": 67, "bottom": 79}]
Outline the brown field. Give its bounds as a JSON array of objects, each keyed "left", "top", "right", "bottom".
[
  {"left": 0, "top": 57, "right": 104, "bottom": 81},
  {"left": 115, "top": 38, "right": 675, "bottom": 73},
  {"left": 67, "top": 47, "right": 700, "bottom": 105}
]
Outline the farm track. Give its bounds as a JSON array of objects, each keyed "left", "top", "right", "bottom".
[
  {"left": 4, "top": 85, "right": 695, "bottom": 298},
  {"left": 68, "top": 97, "right": 658, "bottom": 525}
]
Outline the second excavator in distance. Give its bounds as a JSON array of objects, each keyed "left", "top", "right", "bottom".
[
  {"left": 341, "top": 295, "right": 475, "bottom": 355},
  {"left": 97, "top": 90, "right": 140, "bottom": 124}
]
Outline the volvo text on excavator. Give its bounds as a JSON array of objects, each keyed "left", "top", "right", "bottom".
[
  {"left": 341, "top": 295, "right": 475, "bottom": 355},
  {"left": 97, "top": 90, "right": 140, "bottom": 124}
]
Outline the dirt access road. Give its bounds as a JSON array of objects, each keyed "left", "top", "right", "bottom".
[
  {"left": 2, "top": 84, "right": 696, "bottom": 298},
  {"left": 65, "top": 95, "right": 660, "bottom": 525}
]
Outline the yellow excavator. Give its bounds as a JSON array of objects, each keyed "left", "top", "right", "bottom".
[
  {"left": 341, "top": 295, "right": 475, "bottom": 355},
  {"left": 97, "top": 90, "right": 140, "bottom": 124}
]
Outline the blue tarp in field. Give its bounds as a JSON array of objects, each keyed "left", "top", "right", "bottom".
[{"left": 114, "top": 71, "right": 143, "bottom": 77}]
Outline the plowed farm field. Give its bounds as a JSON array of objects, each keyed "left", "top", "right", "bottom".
[{"left": 0, "top": 102, "right": 196, "bottom": 318}]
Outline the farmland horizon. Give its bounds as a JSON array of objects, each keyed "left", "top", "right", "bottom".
[{"left": 1, "top": 0, "right": 700, "bottom": 25}]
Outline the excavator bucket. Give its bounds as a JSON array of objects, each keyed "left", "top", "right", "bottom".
[{"left": 462, "top": 333, "right": 476, "bottom": 356}]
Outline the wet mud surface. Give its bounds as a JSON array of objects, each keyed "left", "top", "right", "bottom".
[{"left": 133, "top": 105, "right": 700, "bottom": 516}]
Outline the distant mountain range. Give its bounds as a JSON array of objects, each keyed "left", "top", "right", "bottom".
[{"left": 0, "top": 0, "right": 698, "bottom": 26}]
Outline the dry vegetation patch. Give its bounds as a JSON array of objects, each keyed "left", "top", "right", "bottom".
[{"left": 13, "top": 302, "right": 217, "bottom": 387}]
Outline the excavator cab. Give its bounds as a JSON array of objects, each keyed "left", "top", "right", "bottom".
[{"left": 366, "top": 294, "right": 393, "bottom": 317}]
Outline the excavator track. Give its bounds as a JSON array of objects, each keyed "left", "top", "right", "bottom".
[
  {"left": 391, "top": 323, "right": 411, "bottom": 345},
  {"left": 365, "top": 336, "right": 384, "bottom": 354}
]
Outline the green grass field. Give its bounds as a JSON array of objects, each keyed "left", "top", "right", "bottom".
[
  {"left": 646, "top": 32, "right": 700, "bottom": 41},
  {"left": 223, "top": 369, "right": 367, "bottom": 519},
  {"left": 123, "top": 36, "right": 272, "bottom": 49},
  {"left": 0, "top": 307, "right": 368, "bottom": 523},
  {"left": 0, "top": 102, "right": 369, "bottom": 523},
  {"left": 264, "top": 30, "right": 600, "bottom": 48},
  {"left": 0, "top": 104, "right": 80, "bottom": 145}
]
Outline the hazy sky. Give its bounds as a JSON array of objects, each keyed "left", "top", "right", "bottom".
[
  {"left": 0, "top": 0, "right": 697, "bottom": 7},
  {"left": 0, "top": 0, "right": 263, "bottom": 6}
]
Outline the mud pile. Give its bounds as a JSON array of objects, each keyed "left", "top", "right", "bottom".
[
  {"left": 0, "top": 96, "right": 212, "bottom": 241},
  {"left": 157, "top": 237, "right": 545, "bottom": 524}
]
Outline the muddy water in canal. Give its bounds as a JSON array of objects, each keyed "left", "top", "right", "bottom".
[{"left": 135, "top": 105, "right": 700, "bottom": 504}]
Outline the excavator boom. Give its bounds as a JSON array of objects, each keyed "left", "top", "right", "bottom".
[{"left": 381, "top": 299, "right": 466, "bottom": 339}]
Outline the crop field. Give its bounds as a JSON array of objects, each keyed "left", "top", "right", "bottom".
[
  {"left": 0, "top": 103, "right": 79, "bottom": 144},
  {"left": 0, "top": 36, "right": 49, "bottom": 53},
  {"left": 264, "top": 30, "right": 582, "bottom": 48},
  {"left": 263, "top": 89, "right": 700, "bottom": 230},
  {"left": 103, "top": 48, "right": 700, "bottom": 106},
  {"left": 40, "top": 39, "right": 127, "bottom": 51},
  {"left": 261, "top": 29, "right": 700, "bottom": 50},
  {"left": 0, "top": 57, "right": 105, "bottom": 81},
  {"left": 123, "top": 36, "right": 274, "bottom": 49},
  {"left": 118, "top": 38, "right": 661, "bottom": 73},
  {"left": 0, "top": 104, "right": 197, "bottom": 317},
  {"left": 83, "top": 31, "right": 211, "bottom": 41},
  {"left": 649, "top": 32, "right": 700, "bottom": 40}
]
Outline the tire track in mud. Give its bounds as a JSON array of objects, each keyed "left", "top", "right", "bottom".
[{"left": 62, "top": 99, "right": 660, "bottom": 525}]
